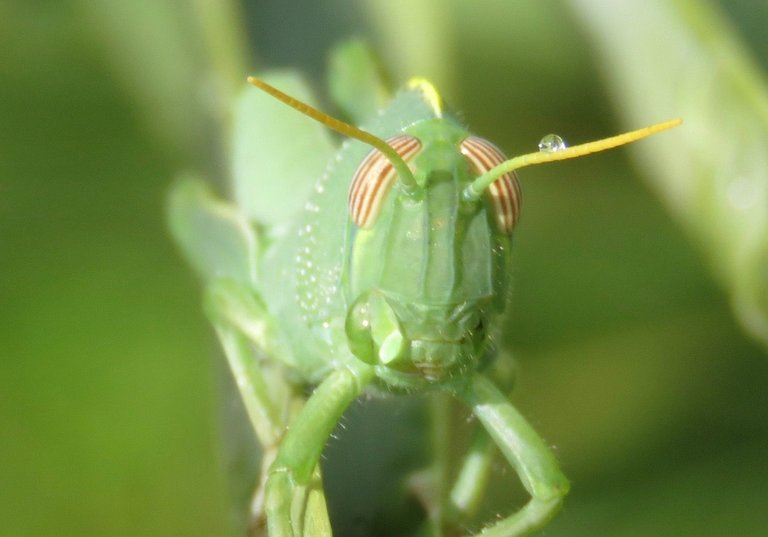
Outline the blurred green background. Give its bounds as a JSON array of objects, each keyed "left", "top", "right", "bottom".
[{"left": 2, "top": 1, "right": 767, "bottom": 536}]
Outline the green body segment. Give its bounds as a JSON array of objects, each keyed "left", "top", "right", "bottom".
[{"left": 259, "top": 90, "right": 512, "bottom": 388}]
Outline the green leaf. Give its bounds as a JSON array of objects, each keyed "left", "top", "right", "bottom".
[
  {"left": 327, "top": 39, "right": 392, "bottom": 125},
  {"left": 167, "top": 175, "right": 258, "bottom": 285},
  {"left": 569, "top": 0, "right": 768, "bottom": 348},
  {"left": 231, "top": 71, "right": 336, "bottom": 226}
]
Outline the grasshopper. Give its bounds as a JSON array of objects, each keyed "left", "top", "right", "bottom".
[{"left": 169, "top": 44, "right": 680, "bottom": 536}]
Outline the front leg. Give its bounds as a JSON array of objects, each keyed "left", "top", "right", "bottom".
[
  {"left": 457, "top": 374, "right": 569, "bottom": 536},
  {"left": 168, "top": 176, "right": 344, "bottom": 535},
  {"left": 446, "top": 354, "right": 518, "bottom": 526},
  {"left": 208, "top": 280, "right": 358, "bottom": 537},
  {"left": 205, "top": 278, "right": 297, "bottom": 534},
  {"left": 266, "top": 364, "right": 375, "bottom": 537},
  {"left": 206, "top": 278, "right": 290, "bottom": 449}
]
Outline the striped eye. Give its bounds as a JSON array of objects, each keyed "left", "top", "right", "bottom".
[
  {"left": 460, "top": 136, "right": 521, "bottom": 234},
  {"left": 348, "top": 134, "right": 421, "bottom": 228}
]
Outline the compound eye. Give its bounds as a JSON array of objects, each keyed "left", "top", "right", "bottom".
[
  {"left": 459, "top": 136, "right": 522, "bottom": 234},
  {"left": 348, "top": 134, "right": 421, "bottom": 228}
]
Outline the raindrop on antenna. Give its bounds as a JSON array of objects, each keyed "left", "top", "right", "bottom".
[{"left": 538, "top": 134, "right": 566, "bottom": 153}]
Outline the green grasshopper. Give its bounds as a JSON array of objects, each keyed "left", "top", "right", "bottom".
[{"left": 169, "top": 46, "right": 680, "bottom": 536}]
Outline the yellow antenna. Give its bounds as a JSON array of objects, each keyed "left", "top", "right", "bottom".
[
  {"left": 247, "top": 77, "right": 418, "bottom": 193},
  {"left": 462, "top": 118, "right": 683, "bottom": 202}
]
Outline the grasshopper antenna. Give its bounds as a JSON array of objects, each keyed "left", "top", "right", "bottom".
[
  {"left": 247, "top": 77, "right": 419, "bottom": 194},
  {"left": 462, "top": 118, "right": 683, "bottom": 202}
]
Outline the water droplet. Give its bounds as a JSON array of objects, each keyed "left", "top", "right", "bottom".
[{"left": 538, "top": 134, "right": 566, "bottom": 153}]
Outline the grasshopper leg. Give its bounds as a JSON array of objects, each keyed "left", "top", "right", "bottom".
[
  {"left": 169, "top": 175, "right": 295, "bottom": 531},
  {"left": 446, "top": 355, "right": 518, "bottom": 526},
  {"left": 206, "top": 279, "right": 303, "bottom": 534},
  {"left": 457, "top": 374, "right": 569, "bottom": 537},
  {"left": 265, "top": 364, "right": 375, "bottom": 537},
  {"left": 446, "top": 426, "right": 496, "bottom": 526},
  {"left": 206, "top": 278, "right": 289, "bottom": 448}
]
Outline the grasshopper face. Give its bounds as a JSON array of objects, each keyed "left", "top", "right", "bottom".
[{"left": 344, "top": 119, "right": 516, "bottom": 382}]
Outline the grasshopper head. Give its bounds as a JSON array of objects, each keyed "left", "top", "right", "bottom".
[{"left": 343, "top": 121, "right": 514, "bottom": 382}]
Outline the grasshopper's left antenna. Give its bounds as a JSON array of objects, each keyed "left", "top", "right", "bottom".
[{"left": 248, "top": 77, "right": 418, "bottom": 194}]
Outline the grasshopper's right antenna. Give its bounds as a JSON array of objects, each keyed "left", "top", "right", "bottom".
[{"left": 462, "top": 118, "right": 683, "bottom": 202}]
